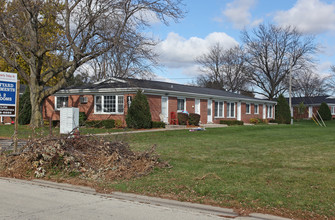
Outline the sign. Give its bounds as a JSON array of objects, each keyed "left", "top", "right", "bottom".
[{"left": 0, "top": 72, "right": 17, "bottom": 117}]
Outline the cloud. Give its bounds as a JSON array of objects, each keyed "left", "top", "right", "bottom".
[
  {"left": 222, "top": 0, "right": 261, "bottom": 29},
  {"left": 155, "top": 32, "right": 238, "bottom": 68},
  {"left": 274, "top": 0, "right": 335, "bottom": 34}
]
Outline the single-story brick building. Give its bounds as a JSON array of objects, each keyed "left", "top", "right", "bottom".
[
  {"left": 289, "top": 96, "right": 335, "bottom": 120},
  {"left": 43, "top": 78, "right": 277, "bottom": 125}
]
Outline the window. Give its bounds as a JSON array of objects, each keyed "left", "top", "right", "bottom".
[
  {"left": 55, "top": 96, "right": 68, "bottom": 110},
  {"left": 246, "top": 103, "right": 250, "bottom": 114},
  {"left": 214, "top": 101, "right": 224, "bottom": 118},
  {"left": 227, "top": 102, "right": 235, "bottom": 118},
  {"left": 331, "top": 106, "right": 335, "bottom": 115},
  {"left": 267, "top": 105, "right": 273, "bottom": 118},
  {"left": 80, "top": 96, "right": 88, "bottom": 104},
  {"left": 177, "top": 98, "right": 185, "bottom": 111},
  {"left": 254, "top": 104, "right": 259, "bottom": 114},
  {"left": 95, "top": 95, "right": 124, "bottom": 114}
]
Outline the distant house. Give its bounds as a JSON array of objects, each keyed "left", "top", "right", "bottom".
[
  {"left": 288, "top": 96, "right": 335, "bottom": 120},
  {"left": 43, "top": 77, "right": 276, "bottom": 126}
]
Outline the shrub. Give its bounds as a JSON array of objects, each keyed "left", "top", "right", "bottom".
[
  {"left": 126, "top": 90, "right": 152, "bottom": 129},
  {"left": 18, "top": 86, "right": 31, "bottom": 125},
  {"left": 250, "top": 118, "right": 259, "bottom": 124},
  {"left": 85, "top": 120, "right": 103, "bottom": 128},
  {"left": 188, "top": 113, "right": 200, "bottom": 126},
  {"left": 275, "top": 94, "right": 291, "bottom": 124},
  {"left": 177, "top": 113, "right": 188, "bottom": 125},
  {"left": 101, "top": 119, "right": 115, "bottom": 129},
  {"left": 114, "top": 119, "right": 123, "bottom": 128},
  {"left": 220, "top": 120, "right": 244, "bottom": 126},
  {"left": 151, "top": 121, "right": 166, "bottom": 128},
  {"left": 79, "top": 112, "right": 87, "bottom": 126},
  {"left": 318, "top": 102, "right": 332, "bottom": 121}
]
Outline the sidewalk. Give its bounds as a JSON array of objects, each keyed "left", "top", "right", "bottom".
[{"left": 0, "top": 177, "right": 291, "bottom": 220}]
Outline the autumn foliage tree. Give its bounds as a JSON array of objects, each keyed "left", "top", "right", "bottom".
[{"left": 0, "top": 0, "right": 184, "bottom": 127}]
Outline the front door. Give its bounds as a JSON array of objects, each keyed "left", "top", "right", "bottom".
[
  {"left": 161, "top": 96, "right": 168, "bottom": 123},
  {"left": 207, "top": 100, "right": 212, "bottom": 123}
]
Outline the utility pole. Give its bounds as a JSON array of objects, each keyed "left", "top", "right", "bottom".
[{"left": 289, "top": 61, "right": 293, "bottom": 125}]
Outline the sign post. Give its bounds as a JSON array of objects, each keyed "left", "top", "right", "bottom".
[{"left": 0, "top": 72, "right": 18, "bottom": 152}]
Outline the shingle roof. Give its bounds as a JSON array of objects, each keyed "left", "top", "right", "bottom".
[
  {"left": 288, "top": 96, "right": 335, "bottom": 105},
  {"left": 63, "top": 77, "right": 274, "bottom": 103}
]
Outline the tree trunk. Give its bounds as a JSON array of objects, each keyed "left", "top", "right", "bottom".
[{"left": 29, "top": 85, "right": 43, "bottom": 127}]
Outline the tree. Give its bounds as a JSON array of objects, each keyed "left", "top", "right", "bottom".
[
  {"left": 292, "top": 70, "right": 328, "bottom": 97},
  {"left": 18, "top": 86, "right": 32, "bottom": 125},
  {"left": 196, "top": 43, "right": 250, "bottom": 92},
  {"left": 318, "top": 102, "right": 332, "bottom": 121},
  {"left": 126, "top": 90, "right": 152, "bottom": 129},
  {"left": 242, "top": 24, "right": 318, "bottom": 100},
  {"left": 0, "top": 0, "right": 184, "bottom": 127},
  {"left": 275, "top": 94, "right": 291, "bottom": 124}
]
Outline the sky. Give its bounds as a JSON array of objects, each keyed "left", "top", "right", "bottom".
[{"left": 148, "top": 0, "right": 335, "bottom": 84}]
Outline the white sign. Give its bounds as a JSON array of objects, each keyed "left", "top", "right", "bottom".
[{"left": 0, "top": 72, "right": 17, "bottom": 117}]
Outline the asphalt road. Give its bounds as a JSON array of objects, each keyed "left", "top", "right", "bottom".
[{"left": 0, "top": 178, "right": 228, "bottom": 220}]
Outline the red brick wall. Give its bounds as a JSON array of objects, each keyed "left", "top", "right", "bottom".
[
  {"left": 186, "top": 98, "right": 195, "bottom": 113},
  {"left": 147, "top": 95, "right": 161, "bottom": 121},
  {"left": 200, "top": 99, "right": 208, "bottom": 124}
]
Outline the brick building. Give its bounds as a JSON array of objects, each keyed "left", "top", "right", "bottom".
[
  {"left": 288, "top": 96, "right": 335, "bottom": 120},
  {"left": 43, "top": 78, "right": 277, "bottom": 125}
]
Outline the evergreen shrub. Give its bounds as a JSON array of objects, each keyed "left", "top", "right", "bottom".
[
  {"left": 275, "top": 94, "right": 291, "bottom": 124},
  {"left": 18, "top": 87, "right": 31, "bottom": 125},
  {"left": 151, "top": 121, "right": 166, "bottom": 128},
  {"left": 318, "top": 102, "right": 332, "bottom": 121},
  {"left": 220, "top": 120, "right": 244, "bottom": 126},
  {"left": 177, "top": 113, "right": 188, "bottom": 125},
  {"left": 126, "top": 90, "right": 152, "bottom": 129},
  {"left": 188, "top": 113, "right": 200, "bottom": 126}
]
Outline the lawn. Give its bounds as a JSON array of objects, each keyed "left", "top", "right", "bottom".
[
  {"left": 104, "top": 121, "right": 335, "bottom": 219},
  {"left": 1, "top": 121, "right": 334, "bottom": 219}
]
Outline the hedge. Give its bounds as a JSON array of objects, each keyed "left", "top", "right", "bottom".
[
  {"left": 188, "top": 113, "right": 200, "bottom": 126},
  {"left": 151, "top": 121, "right": 166, "bottom": 128},
  {"left": 220, "top": 120, "right": 244, "bottom": 126},
  {"left": 177, "top": 113, "right": 188, "bottom": 125}
]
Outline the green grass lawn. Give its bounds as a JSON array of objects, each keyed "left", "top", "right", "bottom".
[
  {"left": 1, "top": 121, "right": 334, "bottom": 218},
  {"left": 105, "top": 121, "right": 335, "bottom": 219}
]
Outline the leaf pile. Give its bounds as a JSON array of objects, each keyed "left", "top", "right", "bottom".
[{"left": 0, "top": 135, "right": 169, "bottom": 181}]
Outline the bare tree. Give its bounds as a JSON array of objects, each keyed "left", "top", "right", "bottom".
[
  {"left": 328, "top": 65, "right": 335, "bottom": 94},
  {"left": 242, "top": 24, "right": 318, "bottom": 100},
  {"left": 292, "top": 70, "right": 327, "bottom": 97},
  {"left": 196, "top": 43, "right": 250, "bottom": 93},
  {"left": 0, "top": 0, "right": 184, "bottom": 126}
]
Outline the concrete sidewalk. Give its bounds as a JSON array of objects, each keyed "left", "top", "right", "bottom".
[{"left": 0, "top": 177, "right": 291, "bottom": 220}]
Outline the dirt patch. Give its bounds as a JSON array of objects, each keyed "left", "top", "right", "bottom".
[{"left": 0, "top": 135, "right": 169, "bottom": 182}]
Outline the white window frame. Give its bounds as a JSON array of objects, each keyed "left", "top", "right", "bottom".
[
  {"left": 55, "top": 96, "right": 69, "bottom": 110},
  {"left": 195, "top": 99, "right": 200, "bottom": 114},
  {"left": 227, "top": 102, "right": 235, "bottom": 118},
  {"left": 254, "top": 104, "right": 259, "bottom": 114},
  {"left": 177, "top": 97, "right": 186, "bottom": 112},
  {"left": 214, "top": 101, "right": 224, "bottom": 118},
  {"left": 94, "top": 95, "right": 124, "bottom": 114},
  {"left": 331, "top": 105, "right": 335, "bottom": 115},
  {"left": 267, "top": 105, "right": 273, "bottom": 118},
  {"left": 246, "top": 103, "right": 251, "bottom": 114}
]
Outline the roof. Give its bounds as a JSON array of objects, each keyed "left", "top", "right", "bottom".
[
  {"left": 288, "top": 96, "right": 335, "bottom": 105},
  {"left": 57, "top": 77, "right": 276, "bottom": 104}
]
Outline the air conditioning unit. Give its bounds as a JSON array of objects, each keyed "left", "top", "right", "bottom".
[{"left": 80, "top": 96, "right": 88, "bottom": 104}]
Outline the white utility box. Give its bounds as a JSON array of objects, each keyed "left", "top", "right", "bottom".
[{"left": 60, "top": 107, "right": 79, "bottom": 134}]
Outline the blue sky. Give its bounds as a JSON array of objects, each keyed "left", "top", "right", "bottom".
[{"left": 149, "top": 0, "right": 335, "bottom": 84}]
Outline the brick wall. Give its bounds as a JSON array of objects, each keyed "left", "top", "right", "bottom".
[
  {"left": 147, "top": 95, "right": 161, "bottom": 121},
  {"left": 186, "top": 98, "right": 195, "bottom": 114},
  {"left": 200, "top": 99, "right": 208, "bottom": 124}
]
